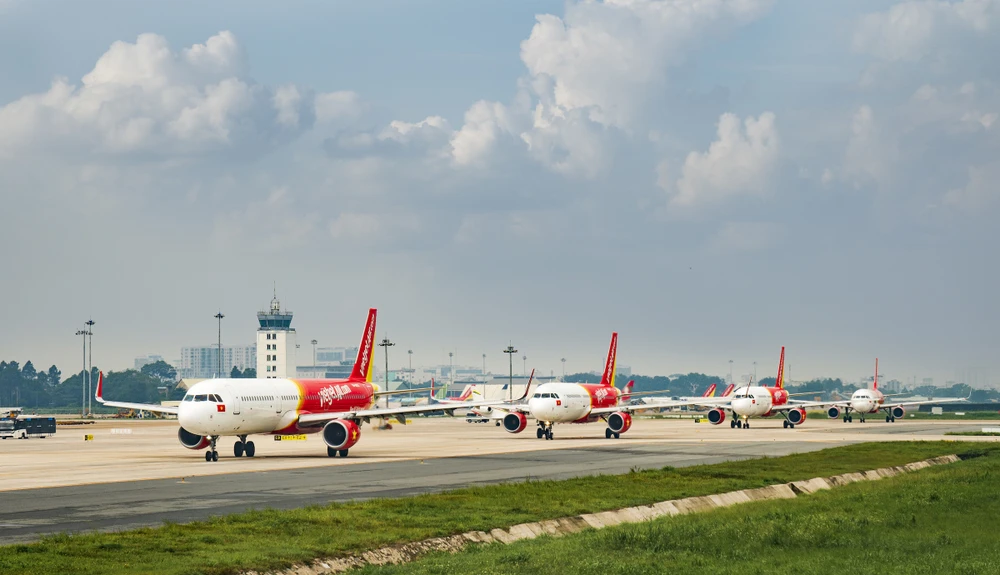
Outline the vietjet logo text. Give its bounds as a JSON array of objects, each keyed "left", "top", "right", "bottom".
[
  {"left": 605, "top": 340, "right": 617, "bottom": 377},
  {"left": 319, "top": 384, "right": 352, "bottom": 408},
  {"left": 594, "top": 387, "right": 611, "bottom": 402},
  {"left": 359, "top": 317, "right": 375, "bottom": 373}
]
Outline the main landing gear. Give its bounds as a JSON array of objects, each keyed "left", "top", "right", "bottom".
[
  {"left": 885, "top": 415, "right": 896, "bottom": 423},
  {"left": 782, "top": 420, "right": 796, "bottom": 429},
  {"left": 204, "top": 436, "right": 220, "bottom": 462},
  {"left": 234, "top": 435, "right": 255, "bottom": 458},
  {"left": 604, "top": 428, "right": 620, "bottom": 439},
  {"left": 327, "top": 447, "right": 350, "bottom": 457}
]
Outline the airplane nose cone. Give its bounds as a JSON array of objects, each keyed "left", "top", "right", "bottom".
[
  {"left": 731, "top": 398, "right": 752, "bottom": 415},
  {"left": 178, "top": 403, "right": 208, "bottom": 435}
]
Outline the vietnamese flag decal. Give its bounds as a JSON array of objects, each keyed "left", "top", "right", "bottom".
[{"left": 217, "top": 404, "right": 226, "bottom": 413}]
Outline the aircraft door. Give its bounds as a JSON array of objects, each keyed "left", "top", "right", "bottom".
[
  {"left": 275, "top": 393, "right": 282, "bottom": 414},
  {"left": 226, "top": 386, "right": 241, "bottom": 415}
]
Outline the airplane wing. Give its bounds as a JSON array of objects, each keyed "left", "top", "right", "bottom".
[
  {"left": 588, "top": 398, "right": 711, "bottom": 416},
  {"left": 94, "top": 372, "right": 179, "bottom": 415},
  {"left": 880, "top": 397, "right": 967, "bottom": 409},
  {"left": 766, "top": 400, "right": 837, "bottom": 411},
  {"left": 298, "top": 370, "right": 535, "bottom": 427}
]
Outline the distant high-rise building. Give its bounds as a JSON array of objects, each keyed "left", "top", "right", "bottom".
[
  {"left": 134, "top": 354, "right": 165, "bottom": 370},
  {"left": 256, "top": 293, "right": 297, "bottom": 379},
  {"left": 179, "top": 346, "right": 255, "bottom": 378}
]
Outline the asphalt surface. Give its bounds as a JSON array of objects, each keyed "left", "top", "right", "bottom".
[{"left": 0, "top": 439, "right": 838, "bottom": 544}]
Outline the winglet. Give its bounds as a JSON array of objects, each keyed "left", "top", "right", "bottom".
[
  {"left": 775, "top": 346, "right": 786, "bottom": 389},
  {"left": 350, "top": 308, "right": 378, "bottom": 382},
  {"left": 600, "top": 332, "right": 618, "bottom": 387},
  {"left": 516, "top": 369, "right": 535, "bottom": 400},
  {"left": 95, "top": 371, "right": 105, "bottom": 403}
]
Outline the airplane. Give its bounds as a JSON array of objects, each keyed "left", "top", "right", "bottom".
[
  {"left": 486, "top": 332, "right": 682, "bottom": 440},
  {"left": 95, "top": 308, "right": 522, "bottom": 462},
  {"left": 699, "top": 347, "right": 830, "bottom": 429},
  {"left": 825, "top": 358, "right": 967, "bottom": 423}
]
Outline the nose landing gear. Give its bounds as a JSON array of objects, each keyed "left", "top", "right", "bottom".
[
  {"left": 204, "top": 436, "right": 220, "bottom": 462},
  {"left": 537, "top": 423, "right": 554, "bottom": 440}
]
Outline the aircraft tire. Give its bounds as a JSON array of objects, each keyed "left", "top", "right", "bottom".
[
  {"left": 538, "top": 428, "right": 545, "bottom": 439},
  {"left": 339, "top": 449, "right": 349, "bottom": 457},
  {"left": 328, "top": 447, "right": 337, "bottom": 457},
  {"left": 234, "top": 442, "right": 244, "bottom": 458},
  {"left": 606, "top": 428, "right": 612, "bottom": 439},
  {"left": 211, "top": 451, "right": 219, "bottom": 462},
  {"left": 245, "top": 441, "right": 255, "bottom": 457},
  {"left": 205, "top": 451, "right": 212, "bottom": 462},
  {"left": 614, "top": 433, "right": 620, "bottom": 439}
]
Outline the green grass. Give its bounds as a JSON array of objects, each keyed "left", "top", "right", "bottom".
[
  {"left": 361, "top": 446, "right": 1000, "bottom": 575},
  {"left": 945, "top": 431, "right": 1000, "bottom": 437},
  {"left": 0, "top": 442, "right": 994, "bottom": 575}
]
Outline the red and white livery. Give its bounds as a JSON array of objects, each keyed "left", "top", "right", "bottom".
[{"left": 96, "top": 308, "right": 518, "bottom": 461}]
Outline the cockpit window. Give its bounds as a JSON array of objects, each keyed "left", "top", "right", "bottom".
[
  {"left": 210, "top": 394, "right": 221, "bottom": 402},
  {"left": 533, "top": 393, "right": 541, "bottom": 398},
  {"left": 194, "top": 394, "right": 208, "bottom": 402},
  {"left": 183, "top": 395, "right": 194, "bottom": 402},
  {"left": 551, "top": 393, "right": 560, "bottom": 399}
]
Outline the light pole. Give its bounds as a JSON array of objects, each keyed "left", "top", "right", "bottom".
[
  {"left": 448, "top": 352, "right": 454, "bottom": 388},
  {"left": 311, "top": 339, "right": 318, "bottom": 366},
  {"left": 561, "top": 358, "right": 566, "bottom": 380},
  {"left": 214, "top": 312, "right": 225, "bottom": 378},
  {"left": 503, "top": 344, "right": 517, "bottom": 401},
  {"left": 753, "top": 361, "right": 757, "bottom": 383},
  {"left": 728, "top": 359, "right": 733, "bottom": 385},
  {"left": 86, "top": 318, "right": 94, "bottom": 415},
  {"left": 76, "top": 330, "right": 88, "bottom": 418},
  {"left": 379, "top": 337, "right": 394, "bottom": 408},
  {"left": 522, "top": 355, "right": 526, "bottom": 376},
  {"left": 482, "top": 353, "right": 486, "bottom": 376},
  {"left": 408, "top": 349, "right": 413, "bottom": 383}
]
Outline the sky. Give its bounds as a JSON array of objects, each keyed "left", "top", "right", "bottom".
[{"left": 1, "top": 0, "right": 997, "bottom": 386}]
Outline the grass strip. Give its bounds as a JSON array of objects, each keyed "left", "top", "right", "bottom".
[
  {"left": 945, "top": 431, "right": 1000, "bottom": 436},
  {"left": 361, "top": 445, "right": 1000, "bottom": 574},
  {"left": 0, "top": 442, "right": 993, "bottom": 575}
]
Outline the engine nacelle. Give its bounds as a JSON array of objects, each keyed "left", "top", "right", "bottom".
[
  {"left": 607, "top": 412, "right": 633, "bottom": 434},
  {"left": 322, "top": 419, "right": 361, "bottom": 450},
  {"left": 178, "top": 427, "right": 210, "bottom": 450},
  {"left": 891, "top": 406, "right": 906, "bottom": 419},
  {"left": 706, "top": 408, "right": 726, "bottom": 425},
  {"left": 827, "top": 406, "right": 841, "bottom": 419},
  {"left": 503, "top": 412, "right": 528, "bottom": 433},
  {"left": 787, "top": 408, "right": 807, "bottom": 425}
]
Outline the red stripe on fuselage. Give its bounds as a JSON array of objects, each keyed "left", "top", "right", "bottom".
[
  {"left": 580, "top": 384, "right": 620, "bottom": 410},
  {"left": 273, "top": 378, "right": 375, "bottom": 435}
]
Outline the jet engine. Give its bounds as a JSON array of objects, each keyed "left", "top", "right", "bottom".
[
  {"left": 891, "top": 406, "right": 906, "bottom": 419},
  {"left": 827, "top": 406, "right": 841, "bottom": 419},
  {"left": 706, "top": 408, "right": 726, "bottom": 425},
  {"left": 607, "top": 412, "right": 632, "bottom": 434},
  {"left": 503, "top": 412, "right": 528, "bottom": 433},
  {"left": 323, "top": 419, "right": 361, "bottom": 450},
  {"left": 787, "top": 408, "right": 807, "bottom": 425},
  {"left": 178, "top": 427, "right": 210, "bottom": 450}
]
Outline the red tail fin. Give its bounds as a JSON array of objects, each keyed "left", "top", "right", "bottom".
[
  {"left": 873, "top": 358, "right": 878, "bottom": 390},
  {"left": 349, "top": 308, "right": 377, "bottom": 381},
  {"left": 702, "top": 383, "right": 717, "bottom": 398},
  {"left": 458, "top": 386, "right": 475, "bottom": 401},
  {"left": 721, "top": 383, "right": 735, "bottom": 397},
  {"left": 621, "top": 379, "right": 634, "bottom": 402},
  {"left": 775, "top": 346, "right": 785, "bottom": 389},
  {"left": 600, "top": 332, "right": 618, "bottom": 387}
]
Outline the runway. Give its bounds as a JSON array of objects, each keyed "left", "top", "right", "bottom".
[{"left": 0, "top": 416, "right": 995, "bottom": 545}]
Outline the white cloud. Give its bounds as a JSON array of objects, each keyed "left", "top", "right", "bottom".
[
  {"left": 314, "top": 91, "right": 363, "bottom": 123},
  {"left": 854, "top": 0, "right": 1000, "bottom": 62},
  {"left": 450, "top": 100, "right": 519, "bottom": 168},
  {"left": 0, "top": 31, "right": 315, "bottom": 159},
  {"left": 671, "top": 112, "right": 779, "bottom": 206},
  {"left": 943, "top": 162, "right": 1000, "bottom": 210}
]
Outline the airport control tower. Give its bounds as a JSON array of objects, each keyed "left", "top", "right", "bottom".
[{"left": 256, "top": 292, "right": 297, "bottom": 379}]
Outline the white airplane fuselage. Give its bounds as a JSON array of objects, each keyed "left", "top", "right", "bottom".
[
  {"left": 728, "top": 385, "right": 789, "bottom": 418},
  {"left": 528, "top": 382, "right": 618, "bottom": 423},
  {"left": 849, "top": 388, "right": 885, "bottom": 415},
  {"left": 177, "top": 378, "right": 376, "bottom": 437}
]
